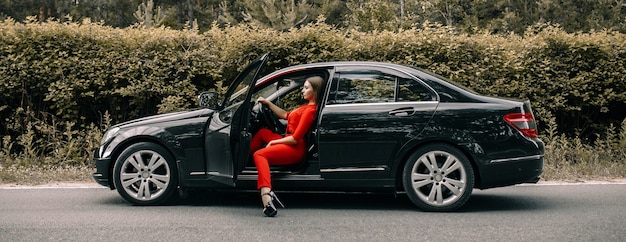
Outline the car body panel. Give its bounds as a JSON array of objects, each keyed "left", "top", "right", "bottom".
[{"left": 318, "top": 102, "right": 438, "bottom": 171}]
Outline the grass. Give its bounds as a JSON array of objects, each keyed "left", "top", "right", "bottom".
[
  {"left": 540, "top": 118, "right": 626, "bottom": 182},
  {"left": 541, "top": 140, "right": 626, "bottom": 182},
  {"left": 0, "top": 164, "right": 94, "bottom": 185}
]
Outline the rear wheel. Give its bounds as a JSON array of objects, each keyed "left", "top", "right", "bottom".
[
  {"left": 402, "top": 144, "right": 474, "bottom": 211},
  {"left": 113, "top": 142, "right": 178, "bottom": 205}
]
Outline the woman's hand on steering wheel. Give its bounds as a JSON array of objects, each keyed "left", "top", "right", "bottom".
[
  {"left": 256, "top": 97, "right": 270, "bottom": 106},
  {"left": 256, "top": 101, "right": 281, "bottom": 134}
]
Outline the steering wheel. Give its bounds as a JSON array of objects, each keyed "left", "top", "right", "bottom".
[{"left": 257, "top": 102, "right": 282, "bottom": 134}]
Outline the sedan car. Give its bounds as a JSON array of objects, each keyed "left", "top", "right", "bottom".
[{"left": 93, "top": 53, "right": 544, "bottom": 211}]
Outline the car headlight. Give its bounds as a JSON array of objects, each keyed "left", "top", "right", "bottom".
[{"left": 101, "top": 127, "right": 120, "bottom": 145}]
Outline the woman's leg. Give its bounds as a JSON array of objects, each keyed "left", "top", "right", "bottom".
[
  {"left": 260, "top": 186, "right": 271, "bottom": 205},
  {"left": 253, "top": 143, "right": 305, "bottom": 189},
  {"left": 250, "top": 128, "right": 281, "bottom": 153},
  {"left": 254, "top": 144, "right": 304, "bottom": 216}
]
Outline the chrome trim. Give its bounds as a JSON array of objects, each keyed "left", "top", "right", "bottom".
[
  {"left": 239, "top": 174, "right": 322, "bottom": 181},
  {"left": 190, "top": 171, "right": 237, "bottom": 177},
  {"left": 327, "top": 101, "right": 438, "bottom": 108},
  {"left": 241, "top": 170, "right": 295, "bottom": 175},
  {"left": 206, "top": 172, "right": 233, "bottom": 178},
  {"left": 490, "top": 155, "right": 543, "bottom": 164},
  {"left": 320, "top": 167, "right": 386, "bottom": 173}
]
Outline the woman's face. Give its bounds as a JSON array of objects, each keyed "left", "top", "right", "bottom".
[{"left": 302, "top": 80, "right": 316, "bottom": 102}]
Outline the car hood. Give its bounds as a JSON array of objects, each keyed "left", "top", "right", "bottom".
[{"left": 112, "top": 108, "right": 215, "bottom": 129}]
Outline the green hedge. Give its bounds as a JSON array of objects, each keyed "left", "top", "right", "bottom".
[{"left": 1, "top": 19, "right": 625, "bottom": 148}]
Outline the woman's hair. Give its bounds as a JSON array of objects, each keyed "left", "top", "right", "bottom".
[{"left": 306, "top": 76, "right": 324, "bottom": 94}]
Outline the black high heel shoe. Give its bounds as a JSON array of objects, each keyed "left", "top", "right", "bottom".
[{"left": 261, "top": 191, "right": 285, "bottom": 217}]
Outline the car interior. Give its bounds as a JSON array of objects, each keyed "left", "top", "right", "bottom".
[{"left": 242, "top": 71, "right": 330, "bottom": 175}]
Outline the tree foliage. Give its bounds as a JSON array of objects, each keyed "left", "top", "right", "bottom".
[{"left": 1, "top": 0, "right": 625, "bottom": 34}]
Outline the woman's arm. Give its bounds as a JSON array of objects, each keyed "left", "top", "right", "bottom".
[
  {"left": 257, "top": 97, "right": 287, "bottom": 119},
  {"left": 289, "top": 107, "right": 316, "bottom": 142},
  {"left": 266, "top": 136, "right": 297, "bottom": 147}
]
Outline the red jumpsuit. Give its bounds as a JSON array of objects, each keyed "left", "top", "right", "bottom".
[{"left": 250, "top": 103, "right": 316, "bottom": 189}]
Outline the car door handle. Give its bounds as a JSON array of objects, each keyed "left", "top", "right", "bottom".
[{"left": 389, "top": 107, "right": 416, "bottom": 117}]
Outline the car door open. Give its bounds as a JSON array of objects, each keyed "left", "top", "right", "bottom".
[{"left": 203, "top": 53, "right": 269, "bottom": 186}]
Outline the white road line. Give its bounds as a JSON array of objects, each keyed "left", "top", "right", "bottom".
[
  {"left": 0, "top": 183, "right": 105, "bottom": 189},
  {"left": 523, "top": 180, "right": 626, "bottom": 186}
]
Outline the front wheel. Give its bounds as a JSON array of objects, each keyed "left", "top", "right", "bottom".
[
  {"left": 113, "top": 142, "right": 178, "bottom": 205},
  {"left": 402, "top": 144, "right": 474, "bottom": 211}
]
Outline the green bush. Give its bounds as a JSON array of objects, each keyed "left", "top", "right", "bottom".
[{"left": 0, "top": 19, "right": 625, "bottom": 181}]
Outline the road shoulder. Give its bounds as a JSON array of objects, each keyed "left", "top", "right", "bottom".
[{"left": 2, "top": 179, "right": 626, "bottom": 189}]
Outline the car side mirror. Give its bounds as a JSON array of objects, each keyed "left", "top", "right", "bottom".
[{"left": 198, "top": 91, "right": 219, "bottom": 109}]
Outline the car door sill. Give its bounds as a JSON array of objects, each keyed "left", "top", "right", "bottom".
[
  {"left": 320, "top": 167, "right": 386, "bottom": 173},
  {"left": 238, "top": 174, "right": 323, "bottom": 181}
]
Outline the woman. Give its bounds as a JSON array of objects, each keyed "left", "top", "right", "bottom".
[{"left": 249, "top": 76, "right": 324, "bottom": 217}]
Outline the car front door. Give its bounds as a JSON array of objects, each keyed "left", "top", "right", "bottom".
[
  {"left": 203, "top": 53, "right": 269, "bottom": 186},
  {"left": 318, "top": 65, "right": 438, "bottom": 174}
]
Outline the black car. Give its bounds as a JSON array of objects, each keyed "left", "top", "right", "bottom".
[{"left": 93, "top": 53, "right": 544, "bottom": 211}]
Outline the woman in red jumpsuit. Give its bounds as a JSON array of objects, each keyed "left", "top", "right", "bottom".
[{"left": 250, "top": 76, "right": 323, "bottom": 217}]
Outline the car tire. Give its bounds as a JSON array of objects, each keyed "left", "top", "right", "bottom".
[
  {"left": 113, "top": 142, "right": 178, "bottom": 205},
  {"left": 402, "top": 144, "right": 474, "bottom": 211}
]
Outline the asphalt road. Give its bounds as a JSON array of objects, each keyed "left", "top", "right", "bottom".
[{"left": 1, "top": 182, "right": 625, "bottom": 242}]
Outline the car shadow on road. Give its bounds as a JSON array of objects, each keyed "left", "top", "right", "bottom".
[
  {"left": 460, "top": 193, "right": 549, "bottom": 212},
  {"left": 178, "top": 189, "right": 550, "bottom": 212},
  {"left": 181, "top": 190, "right": 417, "bottom": 211}
]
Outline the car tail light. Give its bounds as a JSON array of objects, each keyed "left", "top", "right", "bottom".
[{"left": 503, "top": 113, "right": 538, "bottom": 138}]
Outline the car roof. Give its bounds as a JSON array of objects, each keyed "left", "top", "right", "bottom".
[
  {"left": 257, "top": 61, "right": 418, "bottom": 83},
  {"left": 284, "top": 61, "right": 412, "bottom": 70}
]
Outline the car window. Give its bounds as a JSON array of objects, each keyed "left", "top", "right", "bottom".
[
  {"left": 254, "top": 71, "right": 328, "bottom": 111},
  {"left": 329, "top": 73, "right": 395, "bottom": 104},
  {"left": 254, "top": 78, "right": 305, "bottom": 111},
  {"left": 278, "top": 82, "right": 306, "bottom": 111},
  {"left": 398, "top": 78, "right": 437, "bottom": 102},
  {"left": 225, "top": 73, "right": 254, "bottom": 108},
  {"left": 221, "top": 54, "right": 269, "bottom": 108},
  {"left": 327, "top": 69, "right": 435, "bottom": 104}
]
